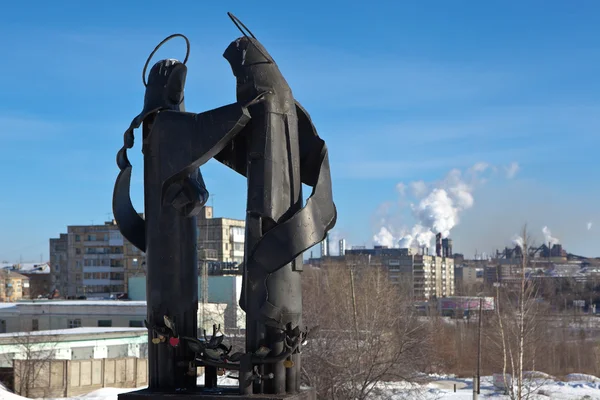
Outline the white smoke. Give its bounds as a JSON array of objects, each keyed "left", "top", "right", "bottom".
[
  {"left": 512, "top": 234, "right": 524, "bottom": 248},
  {"left": 542, "top": 226, "right": 559, "bottom": 246},
  {"left": 403, "top": 168, "right": 477, "bottom": 244},
  {"left": 373, "top": 164, "right": 488, "bottom": 249},
  {"left": 409, "top": 180, "right": 428, "bottom": 198},
  {"left": 395, "top": 182, "right": 407, "bottom": 197},
  {"left": 327, "top": 230, "right": 347, "bottom": 256},
  {"left": 397, "top": 225, "right": 436, "bottom": 249},
  {"left": 587, "top": 222, "right": 593, "bottom": 231},
  {"left": 373, "top": 227, "right": 396, "bottom": 248}
]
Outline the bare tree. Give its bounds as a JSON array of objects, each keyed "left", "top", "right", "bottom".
[
  {"left": 301, "top": 264, "right": 429, "bottom": 400},
  {"left": 487, "top": 225, "right": 550, "bottom": 399},
  {"left": 3, "top": 330, "right": 61, "bottom": 397}
]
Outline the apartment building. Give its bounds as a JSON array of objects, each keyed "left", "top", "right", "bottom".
[
  {"left": 50, "top": 207, "right": 246, "bottom": 298},
  {"left": 340, "top": 246, "right": 455, "bottom": 300},
  {"left": 49, "top": 234, "right": 68, "bottom": 296},
  {"left": 0, "top": 270, "right": 29, "bottom": 302},
  {"left": 49, "top": 221, "right": 138, "bottom": 298},
  {"left": 197, "top": 206, "right": 245, "bottom": 264},
  {"left": 2, "top": 263, "right": 53, "bottom": 299}
]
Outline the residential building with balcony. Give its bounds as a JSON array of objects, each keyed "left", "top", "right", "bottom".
[
  {"left": 335, "top": 246, "right": 455, "bottom": 300},
  {"left": 50, "top": 221, "right": 137, "bottom": 298},
  {"left": 197, "top": 206, "right": 245, "bottom": 264},
  {"left": 0, "top": 270, "right": 29, "bottom": 302},
  {"left": 50, "top": 207, "right": 246, "bottom": 298}
]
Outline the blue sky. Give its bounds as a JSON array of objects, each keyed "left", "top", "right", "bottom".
[{"left": 1, "top": 0, "right": 599, "bottom": 261}]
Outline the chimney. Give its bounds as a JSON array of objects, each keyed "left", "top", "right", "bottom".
[
  {"left": 435, "top": 233, "right": 442, "bottom": 257},
  {"left": 441, "top": 238, "right": 453, "bottom": 257},
  {"left": 320, "top": 234, "right": 329, "bottom": 257},
  {"left": 338, "top": 239, "right": 346, "bottom": 256}
]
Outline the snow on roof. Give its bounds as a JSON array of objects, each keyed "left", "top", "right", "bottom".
[
  {"left": 1, "top": 262, "right": 50, "bottom": 274},
  {"left": 0, "top": 327, "right": 147, "bottom": 338},
  {"left": 7, "top": 300, "right": 147, "bottom": 307}
]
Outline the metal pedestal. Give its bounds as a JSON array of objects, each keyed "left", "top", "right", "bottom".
[{"left": 118, "top": 387, "right": 316, "bottom": 400}]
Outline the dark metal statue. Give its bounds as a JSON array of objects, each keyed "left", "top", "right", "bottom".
[
  {"left": 214, "top": 13, "right": 337, "bottom": 396},
  {"left": 112, "top": 34, "right": 251, "bottom": 393},
  {"left": 113, "top": 13, "right": 336, "bottom": 400}
]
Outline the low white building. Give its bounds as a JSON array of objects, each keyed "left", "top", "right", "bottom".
[
  {"left": 0, "top": 300, "right": 238, "bottom": 335},
  {"left": 0, "top": 327, "right": 147, "bottom": 368}
]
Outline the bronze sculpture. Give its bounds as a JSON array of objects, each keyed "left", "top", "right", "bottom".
[{"left": 113, "top": 13, "right": 336, "bottom": 399}]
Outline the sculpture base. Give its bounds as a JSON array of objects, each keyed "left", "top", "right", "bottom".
[{"left": 118, "top": 387, "right": 316, "bottom": 400}]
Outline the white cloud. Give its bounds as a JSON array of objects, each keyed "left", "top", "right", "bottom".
[
  {"left": 395, "top": 182, "right": 406, "bottom": 197},
  {"left": 504, "top": 161, "right": 520, "bottom": 179}
]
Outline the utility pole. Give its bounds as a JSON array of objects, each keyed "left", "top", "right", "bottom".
[{"left": 477, "top": 297, "right": 483, "bottom": 394}]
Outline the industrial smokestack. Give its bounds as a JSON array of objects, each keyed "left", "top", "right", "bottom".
[
  {"left": 320, "top": 234, "right": 329, "bottom": 257},
  {"left": 339, "top": 239, "right": 346, "bottom": 256},
  {"left": 441, "top": 238, "right": 453, "bottom": 257},
  {"left": 435, "top": 233, "right": 442, "bottom": 257}
]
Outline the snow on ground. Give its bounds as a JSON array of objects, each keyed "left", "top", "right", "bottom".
[
  {"left": 371, "top": 376, "right": 600, "bottom": 399},
  {"left": 2, "top": 375, "right": 600, "bottom": 399}
]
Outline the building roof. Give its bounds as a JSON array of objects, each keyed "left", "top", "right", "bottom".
[
  {"left": 0, "top": 270, "right": 29, "bottom": 280},
  {"left": 1, "top": 262, "right": 50, "bottom": 274},
  {"left": 0, "top": 327, "right": 147, "bottom": 344},
  {"left": 0, "top": 327, "right": 146, "bottom": 338},
  {"left": 7, "top": 300, "right": 147, "bottom": 307}
]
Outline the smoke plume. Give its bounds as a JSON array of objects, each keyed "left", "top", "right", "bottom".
[
  {"left": 512, "top": 234, "right": 524, "bottom": 248},
  {"left": 373, "top": 162, "right": 503, "bottom": 249},
  {"left": 327, "top": 230, "right": 347, "bottom": 256},
  {"left": 542, "top": 226, "right": 559, "bottom": 246}
]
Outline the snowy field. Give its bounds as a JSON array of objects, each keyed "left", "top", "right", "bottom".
[{"left": 2, "top": 374, "right": 600, "bottom": 399}]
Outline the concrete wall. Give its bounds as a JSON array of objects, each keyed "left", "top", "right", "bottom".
[{"left": 12, "top": 357, "right": 147, "bottom": 398}]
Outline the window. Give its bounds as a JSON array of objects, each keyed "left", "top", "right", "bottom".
[
  {"left": 88, "top": 234, "right": 96, "bottom": 241},
  {"left": 97, "top": 320, "right": 112, "bottom": 327},
  {"left": 68, "top": 319, "right": 82, "bottom": 328},
  {"left": 110, "top": 272, "right": 123, "bottom": 280},
  {"left": 75, "top": 235, "right": 81, "bottom": 242},
  {"left": 129, "top": 320, "right": 144, "bottom": 328},
  {"left": 75, "top": 248, "right": 81, "bottom": 255},
  {"left": 32, "top": 319, "right": 39, "bottom": 331}
]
